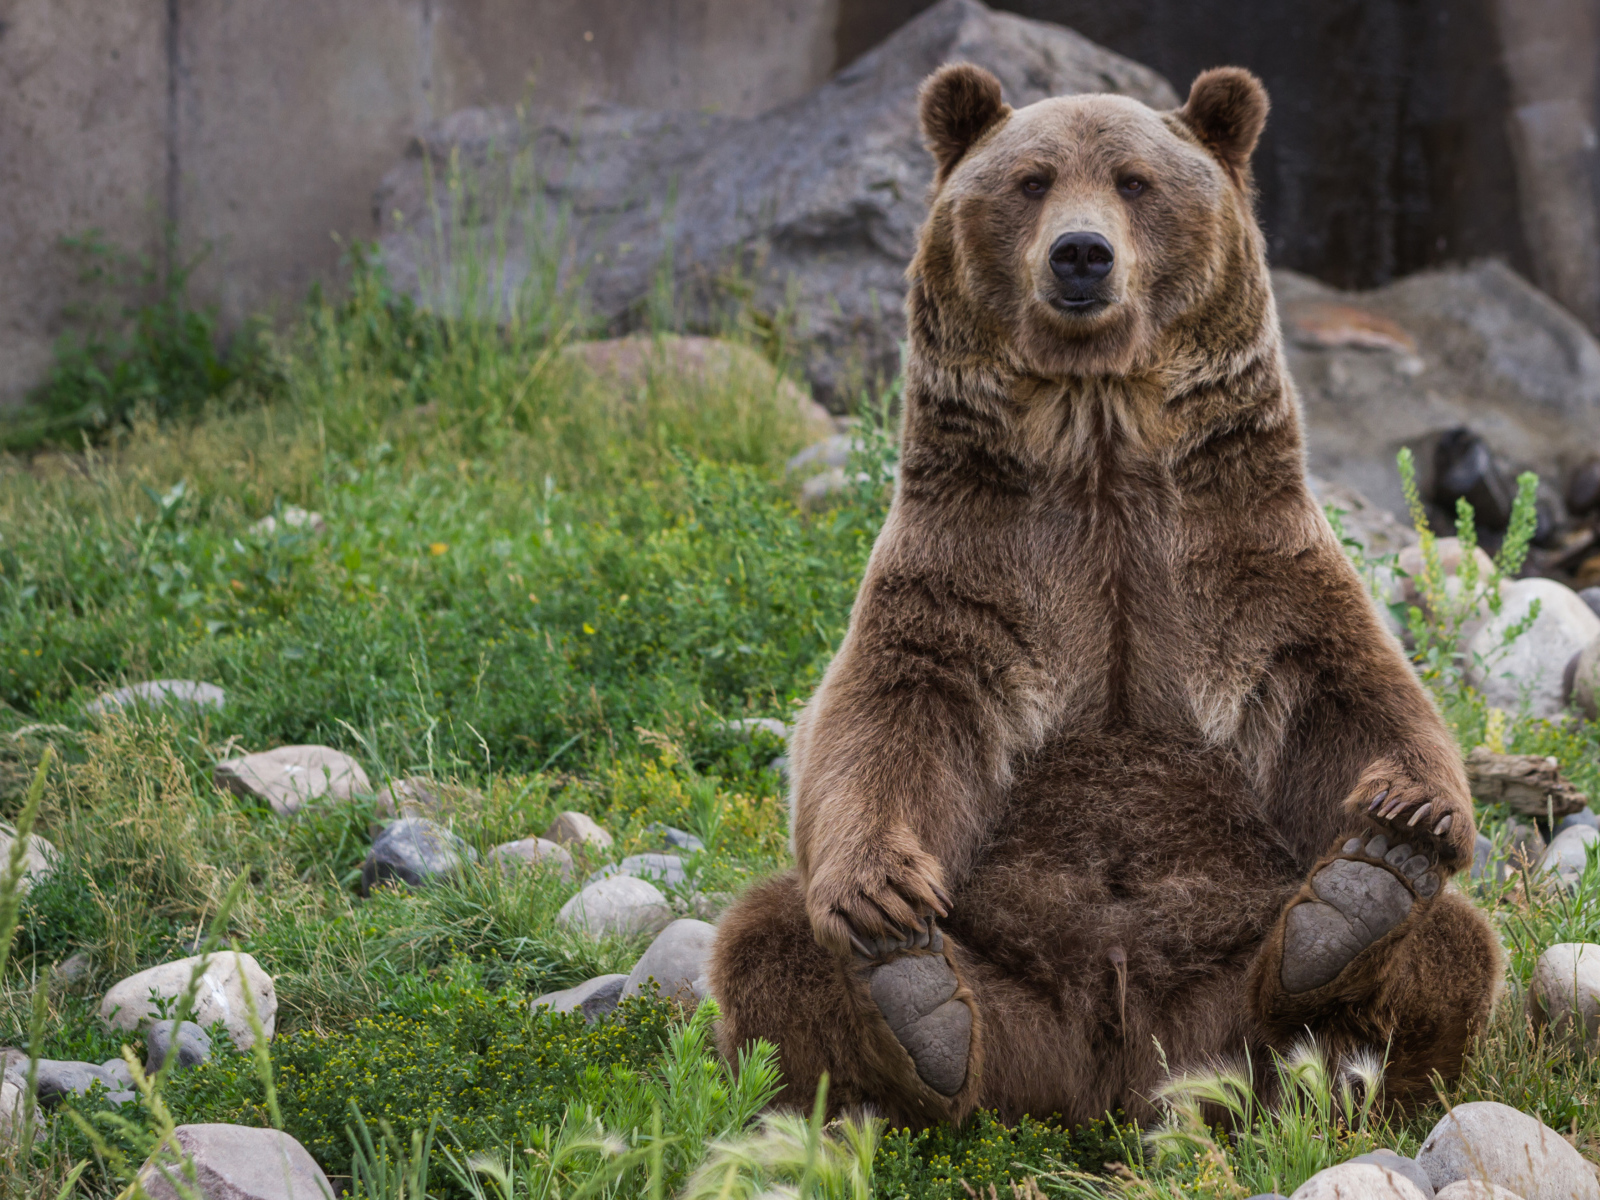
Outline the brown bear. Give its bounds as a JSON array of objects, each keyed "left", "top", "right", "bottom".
[{"left": 709, "top": 63, "right": 1503, "bottom": 1128}]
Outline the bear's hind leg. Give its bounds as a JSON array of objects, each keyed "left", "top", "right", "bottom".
[
  {"left": 710, "top": 871, "right": 983, "bottom": 1125},
  {"left": 1250, "top": 834, "right": 1502, "bottom": 1102}
]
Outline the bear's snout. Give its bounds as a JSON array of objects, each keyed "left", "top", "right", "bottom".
[{"left": 1048, "top": 232, "right": 1115, "bottom": 310}]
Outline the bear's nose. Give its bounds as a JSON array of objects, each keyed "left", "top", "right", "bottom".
[{"left": 1049, "top": 232, "right": 1114, "bottom": 282}]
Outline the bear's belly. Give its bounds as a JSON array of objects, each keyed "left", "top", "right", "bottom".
[{"left": 947, "top": 732, "right": 1302, "bottom": 1008}]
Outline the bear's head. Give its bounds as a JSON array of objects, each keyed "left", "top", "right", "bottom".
[{"left": 912, "top": 64, "right": 1271, "bottom": 380}]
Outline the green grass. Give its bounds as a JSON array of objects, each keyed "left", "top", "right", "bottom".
[{"left": 2, "top": 252, "right": 1600, "bottom": 1198}]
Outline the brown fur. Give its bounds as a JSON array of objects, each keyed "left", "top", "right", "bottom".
[{"left": 710, "top": 65, "right": 1501, "bottom": 1126}]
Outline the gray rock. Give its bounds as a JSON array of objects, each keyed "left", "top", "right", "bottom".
[
  {"left": 1580, "top": 587, "right": 1600, "bottom": 620},
  {"left": 86, "top": 679, "right": 226, "bottom": 715},
  {"left": 105, "top": 1089, "right": 137, "bottom": 1105},
  {"left": 542, "top": 811, "right": 614, "bottom": 852},
  {"left": 29, "top": 1059, "right": 120, "bottom": 1105},
  {"left": 622, "top": 918, "right": 717, "bottom": 1005},
  {"left": 1570, "top": 635, "right": 1600, "bottom": 721},
  {"left": 1539, "top": 825, "right": 1599, "bottom": 888},
  {"left": 533, "top": 974, "right": 629, "bottom": 1021},
  {"left": 1343, "top": 1151, "right": 1435, "bottom": 1197},
  {"left": 145, "top": 1020, "right": 212, "bottom": 1074},
  {"left": 100, "top": 1058, "right": 133, "bottom": 1090},
  {"left": 1279, "top": 261, "right": 1600, "bottom": 534},
  {"left": 1466, "top": 579, "right": 1600, "bottom": 720},
  {"left": 1417, "top": 1101, "right": 1598, "bottom": 1199},
  {"left": 0, "top": 825, "right": 57, "bottom": 896},
  {"left": 489, "top": 837, "right": 575, "bottom": 881},
  {"left": 587, "top": 853, "right": 687, "bottom": 889},
  {"left": 557, "top": 875, "right": 674, "bottom": 938},
  {"left": 377, "top": 0, "right": 1176, "bottom": 407},
  {"left": 1529, "top": 942, "right": 1600, "bottom": 1045},
  {"left": 1290, "top": 1161, "right": 1430, "bottom": 1198},
  {"left": 53, "top": 952, "right": 92, "bottom": 984},
  {"left": 646, "top": 824, "right": 705, "bottom": 853},
  {"left": 138, "top": 1124, "right": 335, "bottom": 1200},
  {"left": 1470, "top": 834, "right": 1500, "bottom": 884},
  {"left": 361, "top": 817, "right": 475, "bottom": 893},
  {"left": 214, "top": 745, "right": 371, "bottom": 817},
  {"left": 1556, "top": 810, "right": 1600, "bottom": 836}
]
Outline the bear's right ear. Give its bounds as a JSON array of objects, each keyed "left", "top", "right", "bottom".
[{"left": 919, "top": 63, "right": 1010, "bottom": 184}]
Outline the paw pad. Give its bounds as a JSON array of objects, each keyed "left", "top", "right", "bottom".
[
  {"left": 869, "top": 955, "right": 971, "bottom": 1096},
  {"left": 1281, "top": 834, "right": 1435, "bottom": 993}
]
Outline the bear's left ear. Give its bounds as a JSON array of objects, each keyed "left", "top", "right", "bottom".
[
  {"left": 1177, "top": 67, "right": 1269, "bottom": 183},
  {"left": 920, "top": 63, "right": 1011, "bottom": 184}
]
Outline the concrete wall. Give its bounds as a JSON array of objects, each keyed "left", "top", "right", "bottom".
[
  {"left": 0, "top": 0, "right": 840, "bottom": 406},
  {"left": 3, "top": 0, "right": 1598, "bottom": 407}
]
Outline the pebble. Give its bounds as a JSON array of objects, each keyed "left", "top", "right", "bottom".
[
  {"left": 647, "top": 824, "right": 706, "bottom": 853},
  {"left": 489, "top": 837, "right": 574, "bottom": 881},
  {"left": 361, "top": 816, "right": 475, "bottom": 893},
  {"left": 1416, "top": 1101, "right": 1598, "bottom": 1199},
  {"left": 622, "top": 918, "right": 716, "bottom": 1005},
  {"left": 543, "top": 811, "right": 614, "bottom": 852},
  {"left": 86, "top": 679, "right": 225, "bottom": 715},
  {"left": 587, "top": 853, "right": 687, "bottom": 889},
  {"left": 1465, "top": 578, "right": 1600, "bottom": 719},
  {"left": 0, "top": 825, "right": 57, "bottom": 896},
  {"left": 1530, "top": 942, "right": 1600, "bottom": 1045},
  {"left": 533, "top": 974, "right": 629, "bottom": 1021},
  {"left": 145, "top": 1020, "right": 212, "bottom": 1073},
  {"left": 557, "top": 876, "right": 673, "bottom": 938},
  {"left": 138, "top": 1124, "right": 333, "bottom": 1200},
  {"left": 1290, "top": 1161, "right": 1429, "bottom": 1199},
  {"left": 100, "top": 952, "right": 277, "bottom": 1051},
  {"left": 214, "top": 745, "right": 370, "bottom": 817}
]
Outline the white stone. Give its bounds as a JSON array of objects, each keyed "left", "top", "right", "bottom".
[
  {"left": 490, "top": 837, "right": 574, "bottom": 881},
  {"left": 100, "top": 952, "right": 277, "bottom": 1051},
  {"left": 214, "top": 746, "right": 370, "bottom": 816},
  {"left": 1290, "top": 1161, "right": 1429, "bottom": 1199},
  {"left": 86, "top": 679, "right": 226, "bottom": 715},
  {"left": 587, "top": 853, "right": 687, "bottom": 889},
  {"left": 556, "top": 876, "right": 672, "bottom": 938},
  {"left": 1436, "top": 1183, "right": 1528, "bottom": 1200},
  {"left": 1417, "top": 1101, "right": 1598, "bottom": 1199},
  {"left": 139, "top": 1124, "right": 333, "bottom": 1200},
  {"left": 622, "top": 918, "right": 716, "bottom": 1005},
  {"left": 1539, "top": 825, "right": 1599, "bottom": 888},
  {"left": 543, "top": 811, "right": 613, "bottom": 851},
  {"left": 1466, "top": 579, "right": 1600, "bottom": 718},
  {"left": 1530, "top": 942, "right": 1600, "bottom": 1044},
  {"left": 0, "top": 824, "right": 56, "bottom": 895}
]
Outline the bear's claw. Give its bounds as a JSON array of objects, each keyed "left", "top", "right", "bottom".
[
  {"left": 1280, "top": 834, "right": 1438, "bottom": 994},
  {"left": 869, "top": 953, "right": 971, "bottom": 1096}
]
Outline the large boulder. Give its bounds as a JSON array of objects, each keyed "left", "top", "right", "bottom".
[
  {"left": 1464, "top": 579, "right": 1600, "bottom": 718},
  {"left": 137, "top": 1125, "right": 334, "bottom": 1200},
  {"left": 622, "top": 918, "right": 716, "bottom": 1005},
  {"left": 214, "top": 746, "right": 370, "bottom": 817},
  {"left": 376, "top": 0, "right": 1176, "bottom": 407},
  {"left": 100, "top": 952, "right": 277, "bottom": 1051},
  {"left": 1416, "top": 1101, "right": 1598, "bottom": 1199},
  {"left": 1289, "top": 1161, "right": 1429, "bottom": 1199},
  {"left": 1279, "top": 262, "right": 1600, "bottom": 529},
  {"left": 360, "top": 817, "right": 475, "bottom": 893}
]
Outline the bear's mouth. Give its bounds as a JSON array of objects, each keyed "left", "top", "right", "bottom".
[{"left": 1049, "top": 295, "right": 1112, "bottom": 316}]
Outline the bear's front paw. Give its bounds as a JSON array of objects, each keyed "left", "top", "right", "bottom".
[
  {"left": 1350, "top": 771, "right": 1474, "bottom": 869},
  {"left": 806, "top": 845, "right": 950, "bottom": 960}
]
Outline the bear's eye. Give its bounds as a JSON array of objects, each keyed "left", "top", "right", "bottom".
[
  {"left": 1021, "top": 177, "right": 1049, "bottom": 197},
  {"left": 1118, "top": 177, "right": 1147, "bottom": 198}
]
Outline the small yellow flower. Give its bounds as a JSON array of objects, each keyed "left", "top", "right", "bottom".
[
  {"left": 429, "top": 542, "right": 449, "bottom": 555},
  {"left": 583, "top": 623, "right": 596, "bottom": 635}
]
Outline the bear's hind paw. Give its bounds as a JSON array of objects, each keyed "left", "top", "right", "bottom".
[
  {"left": 869, "top": 954, "right": 971, "bottom": 1096},
  {"left": 1279, "top": 834, "right": 1439, "bottom": 994}
]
